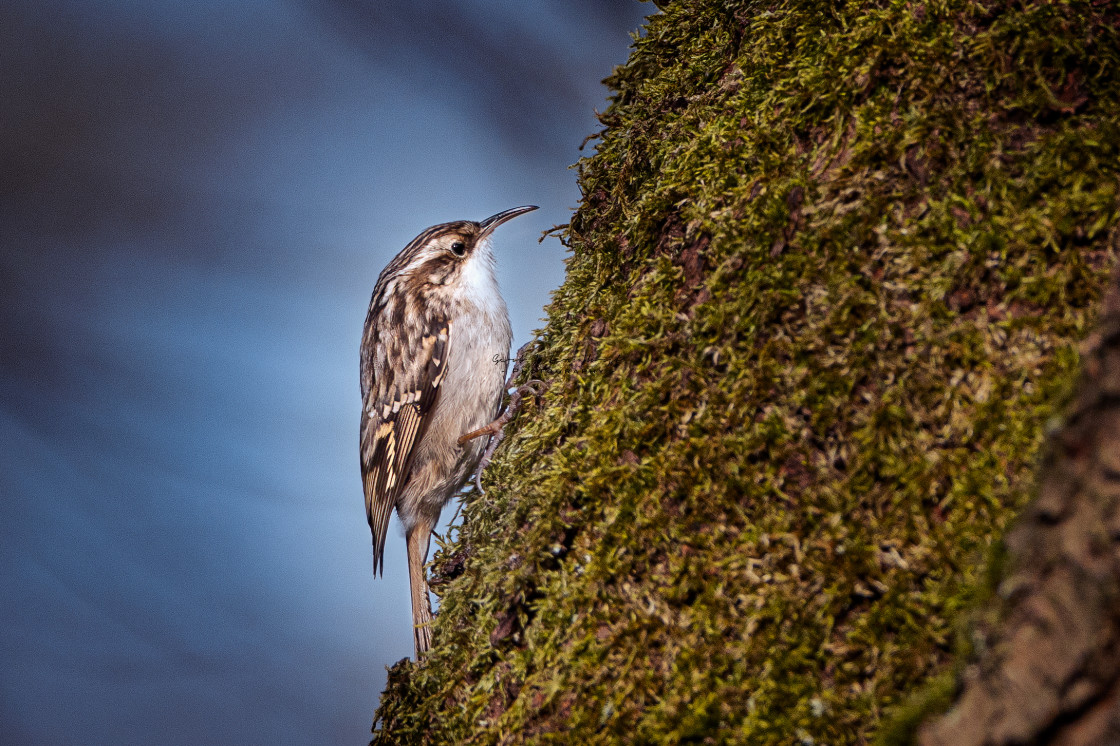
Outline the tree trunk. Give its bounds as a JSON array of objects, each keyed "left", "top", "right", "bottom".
[{"left": 373, "top": 1, "right": 1120, "bottom": 743}]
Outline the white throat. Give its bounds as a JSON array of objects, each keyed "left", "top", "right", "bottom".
[{"left": 457, "top": 237, "right": 506, "bottom": 319}]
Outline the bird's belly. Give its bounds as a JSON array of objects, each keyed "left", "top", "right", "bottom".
[
  {"left": 397, "top": 319, "right": 510, "bottom": 523},
  {"left": 437, "top": 332, "right": 509, "bottom": 453}
]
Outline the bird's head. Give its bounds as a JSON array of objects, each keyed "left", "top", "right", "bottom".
[{"left": 388, "top": 205, "right": 538, "bottom": 289}]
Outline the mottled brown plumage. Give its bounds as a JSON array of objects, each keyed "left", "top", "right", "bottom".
[{"left": 360, "top": 206, "right": 536, "bottom": 656}]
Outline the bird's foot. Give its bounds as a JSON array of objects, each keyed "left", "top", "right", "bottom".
[{"left": 457, "top": 381, "right": 543, "bottom": 445}]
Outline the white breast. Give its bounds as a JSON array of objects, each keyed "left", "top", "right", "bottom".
[{"left": 443, "top": 237, "right": 513, "bottom": 425}]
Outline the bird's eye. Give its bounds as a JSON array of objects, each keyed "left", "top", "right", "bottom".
[{"left": 450, "top": 240, "right": 466, "bottom": 256}]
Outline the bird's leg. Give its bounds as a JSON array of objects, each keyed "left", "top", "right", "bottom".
[
  {"left": 405, "top": 517, "right": 435, "bottom": 657},
  {"left": 457, "top": 341, "right": 543, "bottom": 493},
  {"left": 456, "top": 382, "right": 543, "bottom": 446}
]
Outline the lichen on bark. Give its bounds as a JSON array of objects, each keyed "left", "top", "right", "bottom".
[{"left": 373, "top": 1, "right": 1120, "bottom": 743}]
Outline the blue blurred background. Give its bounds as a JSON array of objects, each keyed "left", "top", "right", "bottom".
[{"left": 0, "top": 1, "right": 649, "bottom": 742}]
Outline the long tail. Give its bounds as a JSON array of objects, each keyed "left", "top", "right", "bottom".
[{"left": 405, "top": 518, "right": 435, "bottom": 656}]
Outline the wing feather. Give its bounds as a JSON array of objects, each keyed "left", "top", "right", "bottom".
[{"left": 361, "top": 315, "right": 450, "bottom": 575}]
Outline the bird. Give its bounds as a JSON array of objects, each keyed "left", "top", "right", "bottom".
[{"left": 360, "top": 205, "right": 538, "bottom": 657}]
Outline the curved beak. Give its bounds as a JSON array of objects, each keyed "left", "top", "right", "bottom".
[{"left": 478, "top": 205, "right": 538, "bottom": 239}]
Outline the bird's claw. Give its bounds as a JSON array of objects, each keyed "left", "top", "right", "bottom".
[{"left": 516, "top": 380, "right": 544, "bottom": 402}]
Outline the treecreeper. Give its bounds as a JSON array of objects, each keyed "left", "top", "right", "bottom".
[{"left": 359, "top": 206, "right": 537, "bottom": 657}]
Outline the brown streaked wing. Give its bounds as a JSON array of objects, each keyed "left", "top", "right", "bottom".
[{"left": 361, "top": 317, "right": 450, "bottom": 576}]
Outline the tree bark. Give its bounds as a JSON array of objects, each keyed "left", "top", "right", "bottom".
[{"left": 920, "top": 263, "right": 1120, "bottom": 745}]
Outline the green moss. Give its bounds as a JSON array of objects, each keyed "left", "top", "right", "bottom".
[{"left": 374, "top": 0, "right": 1120, "bottom": 743}]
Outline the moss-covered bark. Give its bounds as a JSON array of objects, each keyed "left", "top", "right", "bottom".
[{"left": 373, "top": 1, "right": 1120, "bottom": 743}]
